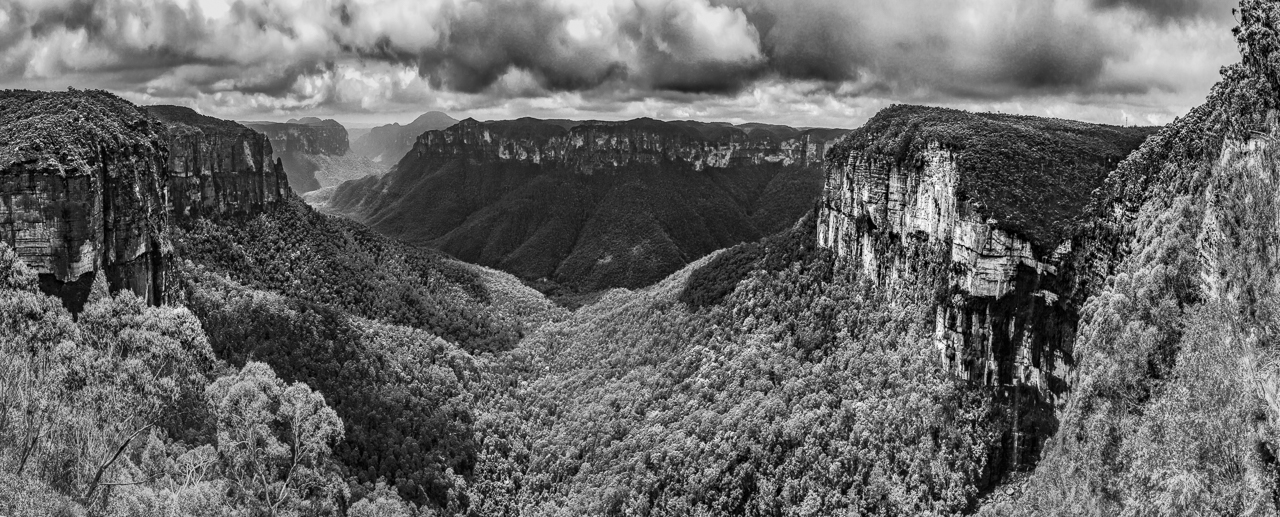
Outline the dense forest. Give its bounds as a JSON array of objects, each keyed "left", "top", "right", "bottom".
[{"left": 324, "top": 117, "right": 844, "bottom": 294}]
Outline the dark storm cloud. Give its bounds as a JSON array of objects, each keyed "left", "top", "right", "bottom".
[
  {"left": 1091, "top": 0, "right": 1236, "bottom": 22},
  {"left": 0, "top": 0, "right": 1236, "bottom": 115},
  {"left": 714, "top": 0, "right": 1129, "bottom": 98}
]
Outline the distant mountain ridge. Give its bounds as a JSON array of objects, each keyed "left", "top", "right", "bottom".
[
  {"left": 244, "top": 119, "right": 386, "bottom": 193},
  {"left": 324, "top": 116, "right": 849, "bottom": 292},
  {"left": 351, "top": 111, "right": 459, "bottom": 165}
]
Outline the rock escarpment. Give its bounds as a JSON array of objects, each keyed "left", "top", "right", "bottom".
[
  {"left": 817, "top": 106, "right": 1155, "bottom": 464},
  {"left": 410, "top": 118, "right": 838, "bottom": 172},
  {"left": 0, "top": 91, "right": 294, "bottom": 311},
  {"left": 147, "top": 106, "right": 290, "bottom": 221},
  {"left": 246, "top": 118, "right": 386, "bottom": 192},
  {"left": 0, "top": 90, "right": 172, "bottom": 310},
  {"left": 247, "top": 118, "right": 349, "bottom": 156},
  {"left": 326, "top": 117, "right": 848, "bottom": 292}
]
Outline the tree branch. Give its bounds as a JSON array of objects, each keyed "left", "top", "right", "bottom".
[{"left": 82, "top": 423, "right": 153, "bottom": 503}]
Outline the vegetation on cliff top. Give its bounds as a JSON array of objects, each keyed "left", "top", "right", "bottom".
[
  {"left": 0, "top": 89, "right": 167, "bottom": 171},
  {"left": 826, "top": 105, "right": 1157, "bottom": 250}
]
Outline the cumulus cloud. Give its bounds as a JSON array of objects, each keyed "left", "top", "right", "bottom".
[{"left": 0, "top": 0, "right": 1241, "bottom": 127}]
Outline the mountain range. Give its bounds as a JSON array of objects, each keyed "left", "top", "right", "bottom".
[
  {"left": 5, "top": 5, "right": 1280, "bottom": 513},
  {"left": 320, "top": 116, "right": 849, "bottom": 293},
  {"left": 350, "top": 111, "right": 459, "bottom": 165}
]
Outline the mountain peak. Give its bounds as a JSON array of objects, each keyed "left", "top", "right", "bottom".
[{"left": 410, "top": 111, "right": 458, "bottom": 128}]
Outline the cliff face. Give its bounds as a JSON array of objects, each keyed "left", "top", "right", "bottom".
[
  {"left": 0, "top": 90, "right": 172, "bottom": 310},
  {"left": 819, "top": 107, "right": 1154, "bottom": 398},
  {"left": 245, "top": 119, "right": 388, "bottom": 192},
  {"left": 0, "top": 92, "right": 294, "bottom": 312},
  {"left": 410, "top": 118, "right": 837, "bottom": 172},
  {"left": 817, "top": 106, "right": 1155, "bottom": 466},
  {"left": 326, "top": 117, "right": 848, "bottom": 292},
  {"left": 244, "top": 119, "right": 348, "bottom": 192},
  {"left": 147, "top": 106, "right": 290, "bottom": 221},
  {"left": 247, "top": 119, "right": 349, "bottom": 156}
]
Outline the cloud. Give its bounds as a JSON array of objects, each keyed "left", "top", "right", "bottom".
[
  {"left": 1090, "top": 0, "right": 1236, "bottom": 23},
  {"left": 0, "top": 0, "right": 1240, "bottom": 127}
]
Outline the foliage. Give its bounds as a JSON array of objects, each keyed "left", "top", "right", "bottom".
[
  {"left": 0, "top": 242, "right": 348, "bottom": 516},
  {"left": 991, "top": 10, "right": 1280, "bottom": 512},
  {"left": 326, "top": 118, "right": 832, "bottom": 292},
  {"left": 466, "top": 228, "right": 1006, "bottom": 516},
  {"left": 679, "top": 210, "right": 821, "bottom": 308},
  {"left": 174, "top": 196, "right": 522, "bottom": 354},
  {"left": 174, "top": 263, "right": 481, "bottom": 510},
  {"left": 826, "top": 105, "right": 1156, "bottom": 250},
  {"left": 206, "top": 361, "right": 346, "bottom": 514}
]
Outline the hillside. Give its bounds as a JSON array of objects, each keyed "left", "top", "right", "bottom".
[
  {"left": 325, "top": 117, "right": 848, "bottom": 293},
  {"left": 351, "top": 111, "right": 459, "bottom": 165},
  {"left": 0, "top": 91, "right": 559, "bottom": 515},
  {"left": 985, "top": 1, "right": 1280, "bottom": 512}
]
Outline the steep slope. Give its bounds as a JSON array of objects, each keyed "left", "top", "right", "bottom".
[
  {"left": 818, "top": 107, "right": 1156, "bottom": 401},
  {"left": 465, "top": 218, "right": 1011, "bottom": 515},
  {"left": 174, "top": 196, "right": 530, "bottom": 354},
  {"left": 327, "top": 117, "right": 848, "bottom": 292},
  {"left": 146, "top": 105, "right": 291, "bottom": 221},
  {"left": 1, "top": 91, "right": 568, "bottom": 514},
  {"left": 1, "top": 90, "right": 172, "bottom": 309},
  {"left": 245, "top": 118, "right": 387, "bottom": 192},
  {"left": 986, "top": 2, "right": 1280, "bottom": 513},
  {"left": 451, "top": 110, "right": 1157, "bottom": 514},
  {"left": 351, "top": 111, "right": 459, "bottom": 165}
]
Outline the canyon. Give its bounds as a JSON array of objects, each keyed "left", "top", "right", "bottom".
[
  {"left": 324, "top": 117, "right": 849, "bottom": 292},
  {"left": 245, "top": 118, "right": 386, "bottom": 192}
]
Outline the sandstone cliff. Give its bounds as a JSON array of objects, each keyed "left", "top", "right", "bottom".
[
  {"left": 0, "top": 92, "right": 295, "bottom": 311},
  {"left": 819, "top": 106, "right": 1154, "bottom": 397},
  {"left": 816, "top": 107, "right": 1155, "bottom": 467},
  {"left": 0, "top": 90, "right": 172, "bottom": 310},
  {"left": 326, "top": 117, "right": 848, "bottom": 292},
  {"left": 147, "top": 106, "right": 290, "bottom": 221},
  {"left": 409, "top": 117, "right": 837, "bottom": 172},
  {"left": 245, "top": 119, "right": 386, "bottom": 192}
]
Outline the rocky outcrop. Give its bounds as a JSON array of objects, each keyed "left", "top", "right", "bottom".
[
  {"left": 411, "top": 118, "right": 837, "bottom": 173},
  {"left": 817, "top": 106, "right": 1155, "bottom": 467},
  {"left": 0, "top": 90, "right": 172, "bottom": 310},
  {"left": 326, "top": 117, "right": 849, "bottom": 292},
  {"left": 147, "top": 106, "right": 290, "bottom": 221},
  {"left": 352, "top": 111, "right": 458, "bottom": 165},
  {"left": 246, "top": 119, "right": 349, "bottom": 156},
  {"left": 0, "top": 92, "right": 294, "bottom": 311},
  {"left": 818, "top": 106, "right": 1154, "bottom": 398},
  {"left": 243, "top": 119, "right": 348, "bottom": 192},
  {"left": 245, "top": 119, "right": 388, "bottom": 192}
]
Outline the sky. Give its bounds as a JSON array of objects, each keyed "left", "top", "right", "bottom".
[{"left": 0, "top": 0, "right": 1242, "bottom": 129}]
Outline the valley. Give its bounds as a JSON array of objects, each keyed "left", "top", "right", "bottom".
[
  {"left": 3, "top": 3, "right": 1280, "bottom": 515},
  {"left": 323, "top": 117, "right": 848, "bottom": 293}
]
